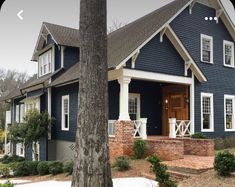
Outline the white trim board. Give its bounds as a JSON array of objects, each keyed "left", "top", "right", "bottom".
[{"left": 122, "top": 69, "right": 193, "bottom": 85}]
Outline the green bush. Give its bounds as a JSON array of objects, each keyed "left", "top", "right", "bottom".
[
  {"left": 147, "top": 155, "right": 176, "bottom": 187},
  {"left": 214, "top": 150, "right": 235, "bottom": 176},
  {"left": 1, "top": 155, "right": 25, "bottom": 164},
  {"left": 114, "top": 156, "right": 130, "bottom": 171},
  {"left": 0, "top": 164, "right": 10, "bottom": 177},
  {"left": 63, "top": 160, "right": 73, "bottom": 175},
  {"left": 191, "top": 132, "right": 207, "bottom": 139},
  {"left": 133, "top": 139, "right": 147, "bottom": 159},
  {"left": 0, "top": 181, "right": 14, "bottom": 187},
  {"left": 49, "top": 161, "right": 63, "bottom": 175},
  {"left": 37, "top": 161, "right": 49, "bottom": 175},
  {"left": 14, "top": 161, "right": 39, "bottom": 176}
]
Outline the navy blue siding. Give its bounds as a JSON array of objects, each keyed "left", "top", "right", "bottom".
[
  {"left": 171, "top": 3, "right": 235, "bottom": 137},
  {"left": 126, "top": 34, "right": 186, "bottom": 77},
  {"left": 55, "top": 46, "right": 62, "bottom": 70},
  {"left": 109, "top": 81, "right": 119, "bottom": 120},
  {"left": 64, "top": 47, "right": 80, "bottom": 70},
  {"left": 51, "top": 83, "right": 79, "bottom": 142}
]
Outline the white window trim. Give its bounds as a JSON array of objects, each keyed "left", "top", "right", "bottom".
[
  {"left": 224, "top": 95, "right": 235, "bottom": 131},
  {"left": 15, "top": 105, "right": 20, "bottom": 123},
  {"left": 38, "top": 49, "right": 54, "bottom": 77},
  {"left": 200, "top": 34, "right": 213, "bottom": 64},
  {"left": 201, "top": 92, "right": 214, "bottom": 132},
  {"left": 129, "top": 93, "right": 141, "bottom": 120},
  {"left": 61, "top": 95, "right": 69, "bottom": 131},
  {"left": 223, "top": 40, "right": 234, "bottom": 68},
  {"left": 16, "top": 143, "right": 25, "bottom": 157}
]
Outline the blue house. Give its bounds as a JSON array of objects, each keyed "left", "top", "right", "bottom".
[{"left": 4, "top": 0, "right": 235, "bottom": 161}]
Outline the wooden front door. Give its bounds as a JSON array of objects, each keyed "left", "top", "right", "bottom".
[{"left": 162, "top": 85, "right": 189, "bottom": 136}]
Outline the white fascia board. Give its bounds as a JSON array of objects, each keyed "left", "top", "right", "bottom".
[
  {"left": 122, "top": 69, "right": 193, "bottom": 85},
  {"left": 116, "top": 0, "right": 194, "bottom": 69}
]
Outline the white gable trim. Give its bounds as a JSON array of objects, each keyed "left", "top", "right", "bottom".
[{"left": 116, "top": 0, "right": 194, "bottom": 69}]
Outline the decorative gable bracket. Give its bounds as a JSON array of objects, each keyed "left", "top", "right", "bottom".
[
  {"left": 216, "top": 9, "right": 223, "bottom": 24},
  {"left": 184, "top": 61, "right": 192, "bottom": 76},
  {"left": 131, "top": 50, "right": 140, "bottom": 69},
  {"left": 160, "top": 26, "right": 168, "bottom": 43},
  {"left": 189, "top": 2, "right": 196, "bottom": 15}
]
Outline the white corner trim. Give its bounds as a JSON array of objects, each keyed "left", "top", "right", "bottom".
[
  {"left": 189, "top": 1, "right": 196, "bottom": 14},
  {"left": 116, "top": 0, "right": 194, "bottom": 69},
  {"left": 190, "top": 74, "right": 195, "bottom": 134},
  {"left": 223, "top": 40, "right": 234, "bottom": 68},
  {"left": 200, "top": 34, "right": 214, "bottom": 64},
  {"left": 61, "top": 95, "right": 70, "bottom": 131},
  {"left": 201, "top": 92, "right": 214, "bottom": 132},
  {"left": 224, "top": 94, "right": 235, "bottom": 132},
  {"left": 61, "top": 46, "right": 65, "bottom": 68}
]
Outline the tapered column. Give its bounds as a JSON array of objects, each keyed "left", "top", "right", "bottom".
[{"left": 118, "top": 76, "right": 131, "bottom": 120}]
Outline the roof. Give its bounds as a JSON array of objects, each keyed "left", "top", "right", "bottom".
[
  {"left": 50, "top": 63, "right": 79, "bottom": 87},
  {"left": 43, "top": 22, "right": 80, "bottom": 48}
]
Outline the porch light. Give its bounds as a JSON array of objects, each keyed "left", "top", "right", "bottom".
[{"left": 165, "top": 99, "right": 168, "bottom": 104}]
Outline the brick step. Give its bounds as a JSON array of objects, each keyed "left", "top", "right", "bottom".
[
  {"left": 167, "top": 169, "right": 198, "bottom": 181},
  {"left": 167, "top": 165, "right": 212, "bottom": 174}
]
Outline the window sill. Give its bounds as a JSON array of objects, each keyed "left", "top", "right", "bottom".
[
  {"left": 201, "top": 129, "right": 214, "bottom": 132},
  {"left": 223, "top": 64, "right": 235, "bottom": 68},
  {"left": 224, "top": 129, "right": 235, "bottom": 132},
  {"left": 201, "top": 60, "right": 214, "bottom": 64},
  {"left": 61, "top": 128, "right": 69, "bottom": 131},
  {"left": 109, "top": 135, "right": 115, "bottom": 138}
]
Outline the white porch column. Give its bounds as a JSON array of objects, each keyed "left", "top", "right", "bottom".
[
  {"left": 47, "top": 87, "right": 52, "bottom": 140},
  {"left": 169, "top": 118, "right": 176, "bottom": 138},
  {"left": 118, "top": 76, "right": 131, "bottom": 120},
  {"left": 190, "top": 75, "right": 195, "bottom": 135}
]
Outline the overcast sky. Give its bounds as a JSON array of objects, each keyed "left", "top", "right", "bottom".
[{"left": 0, "top": 0, "right": 234, "bottom": 75}]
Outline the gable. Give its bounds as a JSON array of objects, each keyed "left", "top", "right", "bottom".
[{"left": 126, "top": 33, "right": 186, "bottom": 77}]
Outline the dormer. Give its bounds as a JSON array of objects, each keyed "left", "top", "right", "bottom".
[{"left": 32, "top": 22, "right": 80, "bottom": 78}]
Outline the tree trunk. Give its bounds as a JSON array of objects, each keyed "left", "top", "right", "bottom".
[
  {"left": 33, "top": 142, "right": 38, "bottom": 161},
  {"left": 71, "top": 0, "right": 112, "bottom": 187}
]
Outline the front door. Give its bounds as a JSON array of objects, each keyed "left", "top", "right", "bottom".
[{"left": 162, "top": 85, "right": 189, "bottom": 136}]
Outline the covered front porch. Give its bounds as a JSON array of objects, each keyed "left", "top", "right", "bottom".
[{"left": 108, "top": 68, "right": 195, "bottom": 140}]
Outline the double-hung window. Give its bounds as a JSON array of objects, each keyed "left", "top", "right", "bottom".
[
  {"left": 129, "top": 93, "right": 140, "bottom": 120},
  {"left": 224, "top": 95, "right": 235, "bottom": 131},
  {"left": 201, "top": 34, "right": 213, "bottom": 63},
  {"left": 62, "top": 95, "right": 69, "bottom": 131},
  {"left": 38, "top": 49, "right": 52, "bottom": 77},
  {"left": 223, "top": 40, "right": 234, "bottom": 67},
  {"left": 201, "top": 93, "right": 214, "bottom": 132}
]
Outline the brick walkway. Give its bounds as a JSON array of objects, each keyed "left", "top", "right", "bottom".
[{"left": 162, "top": 155, "right": 214, "bottom": 171}]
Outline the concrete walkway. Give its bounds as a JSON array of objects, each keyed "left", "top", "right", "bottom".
[{"left": 1, "top": 178, "right": 158, "bottom": 187}]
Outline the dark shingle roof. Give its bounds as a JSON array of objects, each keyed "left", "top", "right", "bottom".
[
  {"left": 50, "top": 63, "right": 79, "bottom": 87},
  {"left": 43, "top": 22, "right": 80, "bottom": 48}
]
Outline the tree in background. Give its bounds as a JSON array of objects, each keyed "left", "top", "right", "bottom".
[
  {"left": 9, "top": 109, "right": 51, "bottom": 161},
  {"left": 72, "top": 0, "right": 113, "bottom": 186},
  {"left": 0, "top": 69, "right": 31, "bottom": 129}
]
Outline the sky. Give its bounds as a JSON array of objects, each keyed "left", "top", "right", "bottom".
[{"left": 0, "top": 0, "right": 234, "bottom": 76}]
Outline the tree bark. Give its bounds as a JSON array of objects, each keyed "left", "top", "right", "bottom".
[{"left": 71, "top": 0, "right": 112, "bottom": 187}]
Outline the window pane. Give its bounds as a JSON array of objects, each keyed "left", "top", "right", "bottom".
[
  {"left": 226, "top": 98, "right": 233, "bottom": 129},
  {"left": 64, "top": 99, "right": 68, "bottom": 113},
  {"left": 129, "top": 97, "right": 138, "bottom": 120},
  {"left": 203, "top": 50, "right": 211, "bottom": 62},
  {"left": 203, "top": 114, "right": 210, "bottom": 129},
  {"left": 203, "top": 39, "right": 211, "bottom": 51},
  {"left": 64, "top": 114, "right": 68, "bottom": 128}
]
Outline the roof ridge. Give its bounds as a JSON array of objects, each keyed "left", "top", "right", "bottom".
[{"left": 43, "top": 22, "right": 79, "bottom": 31}]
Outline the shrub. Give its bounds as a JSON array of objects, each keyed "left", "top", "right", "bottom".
[
  {"left": 214, "top": 150, "right": 235, "bottom": 176},
  {"left": 0, "top": 164, "right": 10, "bottom": 177},
  {"left": 133, "top": 139, "right": 147, "bottom": 159},
  {"left": 49, "top": 161, "right": 63, "bottom": 175},
  {"left": 37, "top": 161, "right": 49, "bottom": 175},
  {"left": 114, "top": 156, "right": 130, "bottom": 171},
  {"left": 13, "top": 161, "right": 39, "bottom": 176},
  {"left": 63, "top": 160, "right": 73, "bottom": 175},
  {"left": 191, "top": 132, "right": 207, "bottom": 139},
  {"left": 1, "top": 155, "right": 25, "bottom": 164},
  {"left": 147, "top": 155, "right": 176, "bottom": 187},
  {"left": 0, "top": 181, "right": 14, "bottom": 187}
]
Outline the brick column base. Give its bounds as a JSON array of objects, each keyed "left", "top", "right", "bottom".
[{"left": 109, "top": 121, "right": 134, "bottom": 160}]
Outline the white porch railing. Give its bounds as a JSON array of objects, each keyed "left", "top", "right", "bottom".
[
  {"left": 133, "top": 118, "right": 147, "bottom": 140},
  {"left": 169, "top": 118, "right": 191, "bottom": 138}
]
